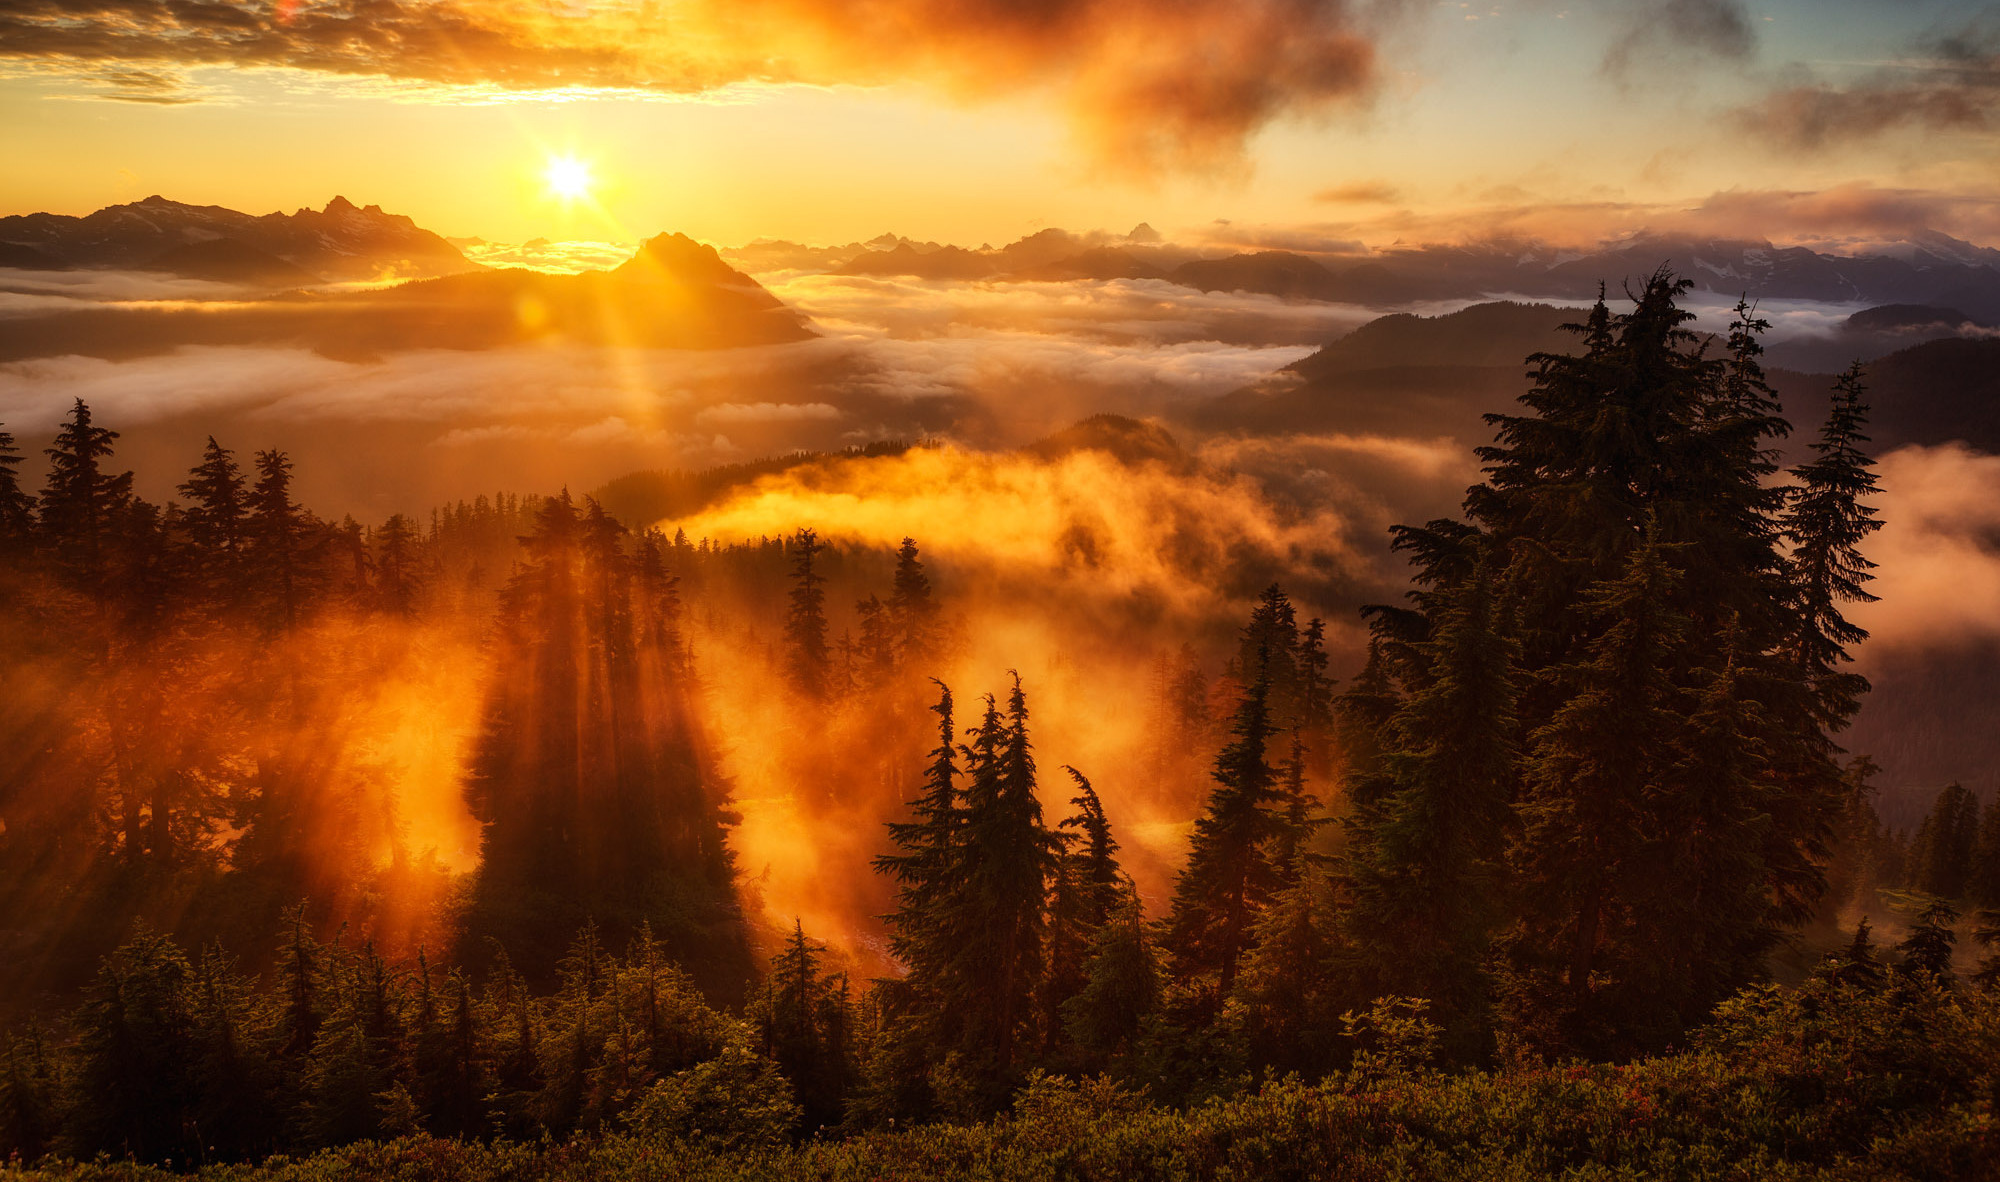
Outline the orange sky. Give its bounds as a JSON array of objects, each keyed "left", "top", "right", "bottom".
[{"left": 1, "top": 1, "right": 1997, "bottom": 248}]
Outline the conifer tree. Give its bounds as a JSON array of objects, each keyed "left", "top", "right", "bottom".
[
  {"left": 64, "top": 927, "right": 200, "bottom": 1164},
  {"left": 1233, "top": 850, "right": 1336, "bottom": 1074},
  {"left": 1784, "top": 363, "right": 1882, "bottom": 728},
  {"left": 177, "top": 436, "right": 248, "bottom": 606},
  {"left": 1346, "top": 565, "right": 1516, "bottom": 1050},
  {"left": 1041, "top": 768, "right": 1129, "bottom": 1060},
  {"left": 785, "top": 528, "right": 831, "bottom": 699},
  {"left": 953, "top": 677, "right": 1061, "bottom": 1093},
  {"left": 1355, "top": 272, "right": 1866, "bottom": 1056},
  {"left": 889, "top": 536, "right": 935, "bottom": 665},
  {"left": 373, "top": 513, "right": 420, "bottom": 616},
  {"left": 1163, "top": 616, "right": 1284, "bottom": 1003},
  {"left": 39, "top": 398, "right": 133, "bottom": 597},
  {"left": 1831, "top": 918, "right": 1885, "bottom": 991},
  {"left": 875, "top": 682, "right": 966, "bottom": 998},
  {"left": 0, "top": 424, "right": 34, "bottom": 545},
  {"left": 1897, "top": 898, "right": 1959, "bottom": 981},
  {"left": 751, "top": 921, "right": 852, "bottom": 1132},
  {"left": 855, "top": 594, "right": 896, "bottom": 677},
  {"left": 1969, "top": 801, "right": 2000, "bottom": 907},
  {"left": 245, "top": 450, "right": 318, "bottom": 631},
  {"left": 1060, "top": 898, "right": 1160, "bottom": 1071},
  {"left": 1912, "top": 784, "right": 1979, "bottom": 900}
]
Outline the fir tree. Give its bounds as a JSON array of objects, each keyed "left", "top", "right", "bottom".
[
  {"left": 785, "top": 528, "right": 831, "bottom": 699},
  {"left": 1898, "top": 898, "right": 1959, "bottom": 982},
  {"left": 177, "top": 436, "right": 248, "bottom": 606},
  {"left": 0, "top": 424, "right": 35, "bottom": 544},
  {"left": 373, "top": 514, "right": 420, "bottom": 616},
  {"left": 245, "top": 450, "right": 318, "bottom": 632},
  {"left": 889, "top": 536, "right": 936, "bottom": 666},
  {"left": 1911, "top": 784, "right": 1979, "bottom": 900},
  {"left": 1163, "top": 613, "right": 1284, "bottom": 1004},
  {"left": 1346, "top": 564, "right": 1516, "bottom": 1051},
  {"left": 1060, "top": 898, "right": 1160, "bottom": 1071},
  {"left": 38, "top": 398, "right": 134, "bottom": 597},
  {"left": 1784, "top": 363, "right": 1882, "bottom": 728}
]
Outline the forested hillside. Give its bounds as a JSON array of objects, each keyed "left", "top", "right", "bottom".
[{"left": 0, "top": 272, "right": 1994, "bottom": 1176}]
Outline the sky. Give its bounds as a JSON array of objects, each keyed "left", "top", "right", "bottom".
[{"left": 3, "top": 0, "right": 1999, "bottom": 248}]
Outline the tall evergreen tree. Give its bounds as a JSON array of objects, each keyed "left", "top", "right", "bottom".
[
  {"left": 1354, "top": 273, "right": 1866, "bottom": 1056},
  {"left": 889, "top": 536, "right": 936, "bottom": 666},
  {"left": 1345, "top": 565, "right": 1517, "bottom": 1051},
  {"left": 1163, "top": 612, "right": 1285, "bottom": 1003},
  {"left": 38, "top": 398, "right": 134, "bottom": 597},
  {"left": 0, "top": 424, "right": 33, "bottom": 544},
  {"left": 245, "top": 450, "right": 318, "bottom": 632},
  {"left": 1784, "top": 363, "right": 1882, "bottom": 728},
  {"left": 177, "top": 436, "right": 248, "bottom": 606},
  {"left": 785, "top": 528, "right": 831, "bottom": 699}
]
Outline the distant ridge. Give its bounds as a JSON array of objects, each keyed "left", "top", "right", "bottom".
[
  {"left": 0, "top": 194, "right": 479, "bottom": 285},
  {"left": 731, "top": 224, "right": 2000, "bottom": 318},
  {"left": 0, "top": 231, "right": 816, "bottom": 362}
]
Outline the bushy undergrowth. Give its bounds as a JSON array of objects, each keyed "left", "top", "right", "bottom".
[{"left": 10, "top": 971, "right": 1993, "bottom": 1182}]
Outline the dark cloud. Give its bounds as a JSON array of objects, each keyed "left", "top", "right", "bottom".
[
  {"left": 1312, "top": 180, "right": 1401, "bottom": 205},
  {"left": 1737, "top": 20, "right": 2000, "bottom": 149},
  {"left": 0, "top": 0, "right": 1389, "bottom": 170},
  {"left": 1601, "top": 0, "right": 1755, "bottom": 79}
]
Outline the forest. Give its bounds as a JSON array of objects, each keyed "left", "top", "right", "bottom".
[{"left": 0, "top": 272, "right": 1995, "bottom": 1179}]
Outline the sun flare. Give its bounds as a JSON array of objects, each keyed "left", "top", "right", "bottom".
[{"left": 544, "top": 155, "right": 594, "bottom": 201}]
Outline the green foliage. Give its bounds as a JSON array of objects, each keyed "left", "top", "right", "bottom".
[
  {"left": 626, "top": 1042, "right": 801, "bottom": 1153},
  {"left": 9, "top": 965, "right": 1994, "bottom": 1181}
]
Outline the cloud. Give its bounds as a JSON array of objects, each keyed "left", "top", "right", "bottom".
[
  {"left": 0, "top": 0, "right": 1393, "bottom": 170},
  {"left": 695, "top": 401, "right": 842, "bottom": 425},
  {"left": 1600, "top": 0, "right": 1755, "bottom": 79},
  {"left": 1852, "top": 443, "right": 2000, "bottom": 650},
  {"left": 1218, "top": 182, "right": 2000, "bottom": 253},
  {"left": 1312, "top": 180, "right": 1402, "bottom": 205},
  {"left": 1736, "top": 20, "right": 2000, "bottom": 149}
]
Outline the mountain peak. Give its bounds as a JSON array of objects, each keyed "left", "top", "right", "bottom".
[{"left": 324, "top": 195, "right": 358, "bottom": 214}]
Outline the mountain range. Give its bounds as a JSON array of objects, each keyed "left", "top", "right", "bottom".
[
  {"left": 1193, "top": 299, "right": 2000, "bottom": 457},
  {"left": 0, "top": 195, "right": 479, "bottom": 285},
  {"left": 736, "top": 225, "right": 2000, "bottom": 324},
  {"left": 0, "top": 230, "right": 812, "bottom": 362}
]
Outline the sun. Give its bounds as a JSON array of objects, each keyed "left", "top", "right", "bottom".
[{"left": 545, "top": 155, "right": 594, "bottom": 202}]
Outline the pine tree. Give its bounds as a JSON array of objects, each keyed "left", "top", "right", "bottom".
[
  {"left": 1784, "top": 363, "right": 1882, "bottom": 728},
  {"left": 875, "top": 682, "right": 966, "bottom": 999},
  {"left": 63, "top": 927, "right": 200, "bottom": 1164},
  {"left": 751, "top": 921, "right": 852, "bottom": 1132},
  {"left": 38, "top": 398, "right": 134, "bottom": 597},
  {"left": 0, "top": 424, "right": 34, "bottom": 544},
  {"left": 1829, "top": 918, "right": 1884, "bottom": 991},
  {"left": 373, "top": 514, "right": 420, "bottom": 616},
  {"left": 952, "top": 676, "right": 1060, "bottom": 1094},
  {"left": 1060, "top": 898, "right": 1160, "bottom": 1070},
  {"left": 1968, "top": 799, "right": 2000, "bottom": 907},
  {"left": 889, "top": 536, "right": 936, "bottom": 666},
  {"left": 177, "top": 436, "right": 248, "bottom": 607},
  {"left": 785, "top": 528, "right": 831, "bottom": 699},
  {"left": 1897, "top": 898, "right": 1959, "bottom": 981},
  {"left": 1346, "top": 564, "right": 1516, "bottom": 1051},
  {"left": 245, "top": 450, "right": 318, "bottom": 631},
  {"left": 1041, "top": 768, "right": 1129, "bottom": 1060},
  {"left": 1353, "top": 272, "right": 1864, "bottom": 1057},
  {"left": 1233, "top": 850, "right": 1335, "bottom": 1074},
  {"left": 1163, "top": 612, "right": 1284, "bottom": 1004},
  {"left": 1911, "top": 784, "right": 1979, "bottom": 900},
  {"left": 855, "top": 594, "right": 896, "bottom": 677}
]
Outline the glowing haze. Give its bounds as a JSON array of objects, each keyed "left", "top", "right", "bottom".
[{"left": 4, "top": 0, "right": 1998, "bottom": 247}]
